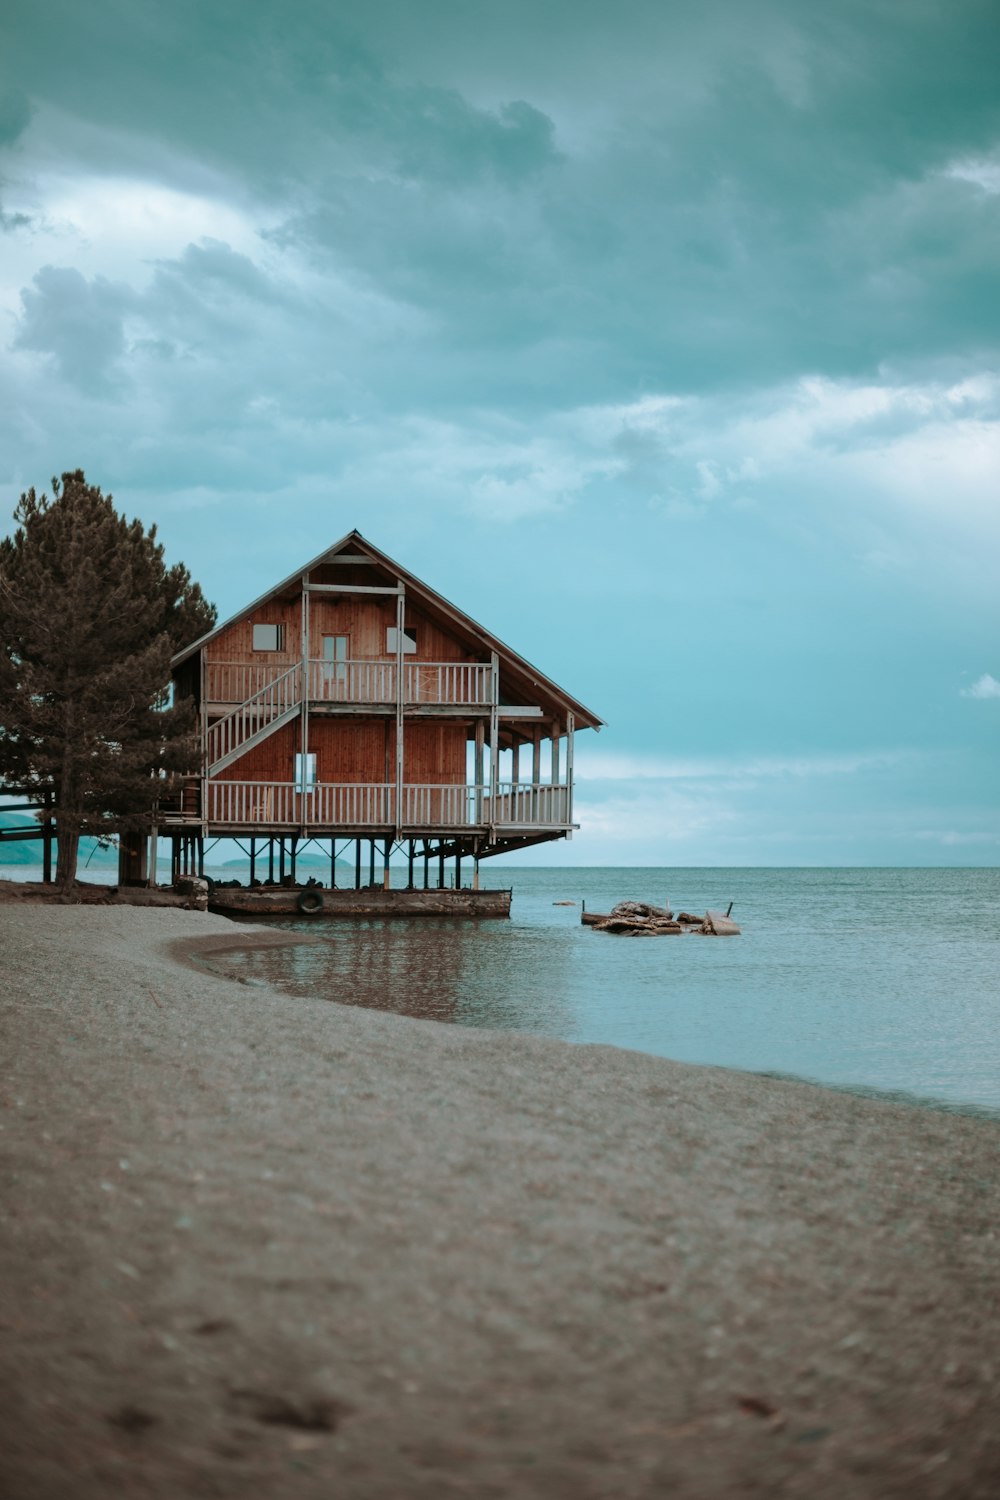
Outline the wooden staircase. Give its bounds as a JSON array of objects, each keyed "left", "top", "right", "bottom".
[{"left": 206, "top": 665, "right": 300, "bottom": 775}]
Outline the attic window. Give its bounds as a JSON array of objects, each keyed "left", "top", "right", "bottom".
[
  {"left": 386, "top": 627, "right": 417, "bottom": 655},
  {"left": 252, "top": 624, "right": 284, "bottom": 651}
]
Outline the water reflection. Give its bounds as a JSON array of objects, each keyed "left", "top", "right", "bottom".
[{"left": 209, "top": 867, "right": 1000, "bottom": 1115}]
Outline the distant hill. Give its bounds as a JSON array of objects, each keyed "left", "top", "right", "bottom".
[
  {"left": 0, "top": 811, "right": 119, "bottom": 866},
  {"left": 223, "top": 852, "right": 352, "bottom": 870}
]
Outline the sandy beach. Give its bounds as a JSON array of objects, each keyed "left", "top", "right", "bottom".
[{"left": 1, "top": 900, "right": 998, "bottom": 1499}]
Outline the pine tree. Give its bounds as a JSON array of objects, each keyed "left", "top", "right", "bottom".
[{"left": 0, "top": 470, "right": 216, "bottom": 891}]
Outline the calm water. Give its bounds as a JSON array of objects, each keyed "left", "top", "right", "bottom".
[{"left": 204, "top": 867, "right": 1000, "bottom": 1116}]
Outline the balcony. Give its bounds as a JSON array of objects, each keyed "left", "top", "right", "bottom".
[
  {"left": 201, "top": 780, "right": 571, "bottom": 831},
  {"left": 204, "top": 660, "right": 493, "bottom": 709}
]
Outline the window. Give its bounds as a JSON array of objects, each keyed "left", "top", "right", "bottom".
[
  {"left": 386, "top": 626, "right": 417, "bottom": 655},
  {"left": 252, "top": 623, "right": 284, "bottom": 651},
  {"left": 294, "top": 752, "right": 317, "bottom": 792},
  {"left": 323, "top": 635, "right": 348, "bottom": 684}
]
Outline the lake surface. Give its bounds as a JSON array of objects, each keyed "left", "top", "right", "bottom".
[{"left": 202, "top": 866, "right": 1000, "bottom": 1117}]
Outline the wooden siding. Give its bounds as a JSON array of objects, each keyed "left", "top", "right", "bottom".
[
  {"left": 402, "top": 723, "right": 466, "bottom": 784},
  {"left": 206, "top": 595, "right": 477, "bottom": 669},
  {"left": 315, "top": 720, "right": 390, "bottom": 783},
  {"left": 214, "top": 722, "right": 298, "bottom": 782},
  {"left": 211, "top": 718, "right": 467, "bottom": 785}
]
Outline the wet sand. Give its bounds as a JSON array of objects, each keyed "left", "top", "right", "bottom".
[{"left": 1, "top": 902, "right": 998, "bottom": 1498}]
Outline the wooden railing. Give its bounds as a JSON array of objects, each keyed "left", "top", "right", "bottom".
[
  {"left": 206, "top": 662, "right": 291, "bottom": 703},
  {"left": 308, "top": 659, "right": 493, "bottom": 706},
  {"left": 310, "top": 782, "right": 395, "bottom": 826},
  {"left": 207, "top": 659, "right": 493, "bottom": 707},
  {"left": 400, "top": 783, "right": 479, "bottom": 826},
  {"left": 205, "top": 665, "right": 300, "bottom": 770},
  {"left": 485, "top": 783, "right": 571, "bottom": 825},
  {"left": 307, "top": 660, "right": 396, "bottom": 704},
  {"left": 203, "top": 781, "right": 572, "bottom": 829},
  {"left": 207, "top": 781, "right": 300, "bottom": 825},
  {"left": 402, "top": 662, "right": 492, "bottom": 705}
]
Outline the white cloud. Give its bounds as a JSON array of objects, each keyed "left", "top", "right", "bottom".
[
  {"left": 961, "top": 673, "right": 1000, "bottom": 700},
  {"left": 576, "top": 748, "right": 909, "bottom": 783},
  {"left": 945, "top": 156, "right": 1000, "bottom": 195}
]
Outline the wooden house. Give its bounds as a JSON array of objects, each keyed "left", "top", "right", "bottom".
[{"left": 148, "top": 531, "right": 602, "bottom": 900}]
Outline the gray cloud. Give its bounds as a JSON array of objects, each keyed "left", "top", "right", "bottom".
[
  {"left": 13, "top": 266, "right": 132, "bottom": 388},
  {"left": 0, "top": 85, "right": 32, "bottom": 146}
]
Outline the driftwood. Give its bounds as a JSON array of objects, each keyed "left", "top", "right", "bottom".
[
  {"left": 585, "top": 900, "right": 741, "bottom": 937},
  {"left": 596, "top": 916, "right": 683, "bottom": 936}
]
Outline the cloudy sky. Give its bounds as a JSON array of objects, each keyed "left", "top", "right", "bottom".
[{"left": 2, "top": 0, "right": 998, "bottom": 864}]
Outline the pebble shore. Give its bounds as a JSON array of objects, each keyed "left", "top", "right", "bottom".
[{"left": 2, "top": 902, "right": 998, "bottom": 1498}]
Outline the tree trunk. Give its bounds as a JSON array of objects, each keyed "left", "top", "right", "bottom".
[{"left": 55, "top": 825, "right": 81, "bottom": 894}]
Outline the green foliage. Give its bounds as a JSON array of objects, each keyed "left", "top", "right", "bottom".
[{"left": 0, "top": 469, "right": 216, "bottom": 886}]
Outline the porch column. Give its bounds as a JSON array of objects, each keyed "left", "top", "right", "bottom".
[
  {"left": 394, "top": 584, "right": 405, "bottom": 837},
  {"left": 299, "top": 575, "right": 310, "bottom": 833},
  {"left": 474, "top": 719, "right": 485, "bottom": 825},
  {"left": 532, "top": 727, "right": 542, "bottom": 822},
  {"left": 565, "top": 712, "right": 574, "bottom": 829},
  {"left": 489, "top": 651, "right": 499, "bottom": 834}
]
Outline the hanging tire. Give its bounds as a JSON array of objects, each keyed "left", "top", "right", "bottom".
[{"left": 297, "top": 890, "right": 324, "bottom": 915}]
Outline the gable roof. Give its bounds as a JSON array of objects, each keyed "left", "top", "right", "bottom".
[{"left": 173, "top": 529, "right": 603, "bottom": 732}]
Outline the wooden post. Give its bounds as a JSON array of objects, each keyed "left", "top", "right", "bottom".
[
  {"left": 551, "top": 721, "right": 560, "bottom": 785},
  {"left": 355, "top": 838, "right": 362, "bottom": 890},
  {"left": 565, "top": 711, "right": 574, "bottom": 828},
  {"left": 532, "top": 727, "right": 542, "bottom": 820},
  {"left": 290, "top": 834, "right": 298, "bottom": 883},
  {"left": 331, "top": 839, "right": 337, "bottom": 890},
  {"left": 197, "top": 836, "right": 204, "bottom": 878},
  {"left": 474, "top": 718, "right": 485, "bottom": 825},
  {"left": 148, "top": 821, "right": 158, "bottom": 888},
  {"left": 423, "top": 841, "right": 430, "bottom": 889},
  {"left": 249, "top": 837, "right": 256, "bottom": 885},
  {"left": 455, "top": 851, "right": 462, "bottom": 889},
  {"left": 473, "top": 854, "right": 480, "bottom": 891},
  {"left": 268, "top": 839, "right": 275, "bottom": 884},
  {"left": 279, "top": 839, "right": 286, "bottom": 884},
  {"left": 368, "top": 838, "right": 376, "bottom": 888},
  {"left": 199, "top": 649, "right": 208, "bottom": 852},
  {"left": 438, "top": 846, "right": 445, "bottom": 889},
  {"left": 300, "top": 574, "right": 310, "bottom": 829},
  {"left": 407, "top": 839, "right": 415, "bottom": 888},
  {"left": 394, "top": 584, "right": 405, "bottom": 836},
  {"left": 383, "top": 837, "right": 391, "bottom": 890},
  {"left": 489, "top": 651, "right": 499, "bottom": 834}
]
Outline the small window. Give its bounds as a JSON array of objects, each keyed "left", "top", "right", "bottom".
[
  {"left": 253, "top": 623, "right": 284, "bottom": 651},
  {"left": 294, "top": 753, "right": 317, "bottom": 792},
  {"left": 386, "top": 626, "right": 417, "bottom": 655}
]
